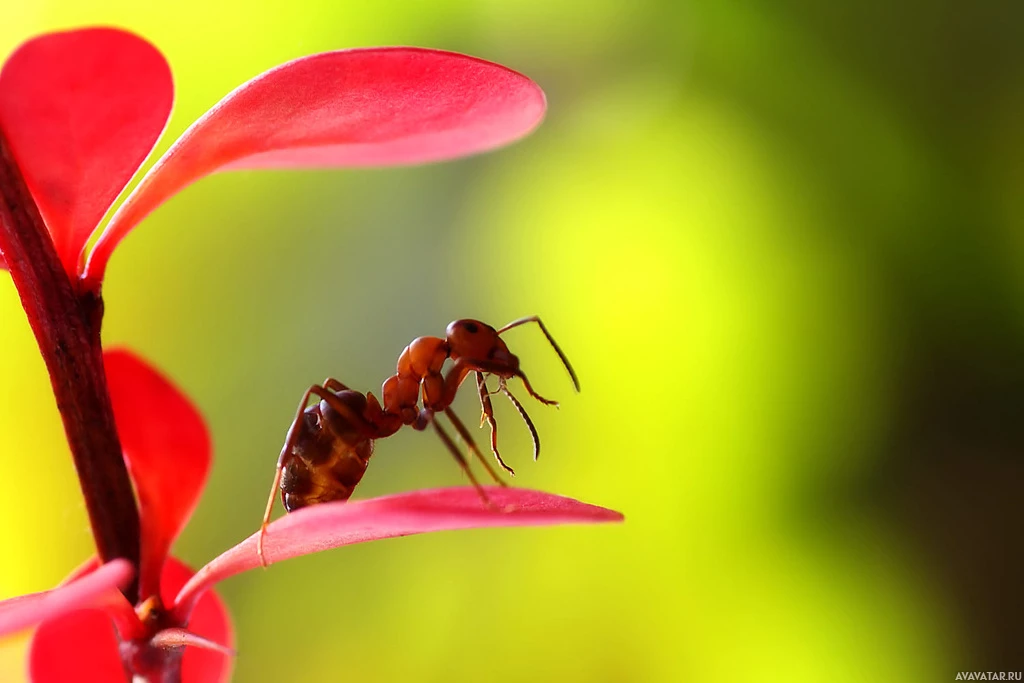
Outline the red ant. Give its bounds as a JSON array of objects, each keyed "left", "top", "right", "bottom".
[{"left": 257, "top": 316, "right": 579, "bottom": 565}]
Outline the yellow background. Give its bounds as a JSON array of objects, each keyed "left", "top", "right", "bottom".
[{"left": 2, "top": 1, "right": 1021, "bottom": 681}]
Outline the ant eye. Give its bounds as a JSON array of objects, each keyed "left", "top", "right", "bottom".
[{"left": 463, "top": 322, "right": 479, "bottom": 334}]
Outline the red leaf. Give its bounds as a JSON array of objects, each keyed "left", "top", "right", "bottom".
[
  {"left": 0, "top": 559, "right": 132, "bottom": 637},
  {"left": 105, "top": 349, "right": 211, "bottom": 599},
  {"left": 28, "top": 610, "right": 125, "bottom": 683},
  {"left": 0, "top": 27, "right": 172, "bottom": 277},
  {"left": 83, "top": 47, "right": 545, "bottom": 285},
  {"left": 160, "top": 558, "right": 234, "bottom": 683},
  {"left": 28, "top": 558, "right": 233, "bottom": 683},
  {"left": 173, "top": 487, "right": 623, "bottom": 618}
]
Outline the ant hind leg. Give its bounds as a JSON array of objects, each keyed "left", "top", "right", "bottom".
[
  {"left": 257, "top": 464, "right": 285, "bottom": 568},
  {"left": 259, "top": 383, "right": 322, "bottom": 567},
  {"left": 322, "top": 378, "right": 353, "bottom": 393}
]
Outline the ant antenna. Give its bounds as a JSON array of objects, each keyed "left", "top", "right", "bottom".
[{"left": 497, "top": 316, "right": 580, "bottom": 392}]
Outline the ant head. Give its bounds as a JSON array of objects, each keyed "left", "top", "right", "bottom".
[{"left": 446, "top": 319, "right": 519, "bottom": 372}]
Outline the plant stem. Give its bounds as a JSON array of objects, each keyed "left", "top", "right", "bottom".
[{"left": 0, "top": 128, "right": 140, "bottom": 602}]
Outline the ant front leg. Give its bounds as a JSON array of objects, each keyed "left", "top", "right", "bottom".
[
  {"left": 444, "top": 405, "right": 508, "bottom": 485},
  {"left": 476, "top": 372, "right": 515, "bottom": 476}
]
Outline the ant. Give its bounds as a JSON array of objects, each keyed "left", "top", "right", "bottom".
[{"left": 257, "top": 316, "right": 579, "bottom": 565}]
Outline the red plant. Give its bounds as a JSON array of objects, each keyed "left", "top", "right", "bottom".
[
  {"left": 0, "top": 349, "right": 620, "bottom": 682},
  {"left": 0, "top": 26, "right": 622, "bottom": 683}
]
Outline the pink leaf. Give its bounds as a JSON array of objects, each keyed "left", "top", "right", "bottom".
[
  {"left": 0, "top": 27, "right": 172, "bottom": 277},
  {"left": 150, "top": 628, "right": 236, "bottom": 657},
  {"left": 105, "top": 349, "right": 211, "bottom": 599},
  {"left": 83, "top": 47, "right": 545, "bottom": 285},
  {"left": 0, "top": 559, "right": 132, "bottom": 637},
  {"left": 29, "top": 558, "right": 232, "bottom": 683},
  {"left": 174, "top": 487, "right": 623, "bottom": 618},
  {"left": 58, "top": 558, "right": 144, "bottom": 640}
]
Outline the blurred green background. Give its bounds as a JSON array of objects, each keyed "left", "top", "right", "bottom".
[{"left": 2, "top": 0, "right": 1022, "bottom": 681}]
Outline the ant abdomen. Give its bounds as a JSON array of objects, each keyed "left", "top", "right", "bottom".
[
  {"left": 317, "top": 390, "right": 370, "bottom": 440},
  {"left": 280, "top": 391, "right": 375, "bottom": 512}
]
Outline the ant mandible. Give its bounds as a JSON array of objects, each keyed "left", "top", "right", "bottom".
[{"left": 257, "top": 316, "right": 579, "bottom": 565}]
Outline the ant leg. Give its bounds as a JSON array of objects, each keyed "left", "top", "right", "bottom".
[
  {"left": 257, "top": 465, "right": 285, "bottom": 568},
  {"left": 501, "top": 382, "right": 542, "bottom": 461},
  {"left": 476, "top": 373, "right": 498, "bottom": 427},
  {"left": 444, "top": 405, "right": 510, "bottom": 483},
  {"left": 259, "top": 384, "right": 319, "bottom": 567},
  {"left": 438, "top": 358, "right": 475, "bottom": 410},
  {"left": 311, "top": 385, "right": 379, "bottom": 434},
  {"left": 475, "top": 373, "right": 516, "bottom": 476},
  {"left": 431, "top": 418, "right": 492, "bottom": 505},
  {"left": 323, "top": 378, "right": 352, "bottom": 392},
  {"left": 476, "top": 372, "right": 493, "bottom": 430},
  {"left": 258, "top": 381, "right": 374, "bottom": 567},
  {"left": 497, "top": 315, "right": 580, "bottom": 392}
]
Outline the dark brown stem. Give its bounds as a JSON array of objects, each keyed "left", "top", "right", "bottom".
[{"left": 0, "top": 128, "right": 140, "bottom": 602}]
